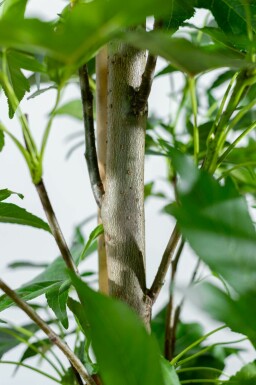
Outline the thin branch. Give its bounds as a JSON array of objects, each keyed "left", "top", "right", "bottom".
[
  {"left": 135, "top": 20, "right": 162, "bottom": 114},
  {"left": 35, "top": 179, "right": 77, "bottom": 273},
  {"left": 165, "top": 239, "right": 185, "bottom": 360},
  {"left": 79, "top": 64, "right": 104, "bottom": 208},
  {"left": 148, "top": 224, "right": 180, "bottom": 303},
  {"left": 0, "top": 279, "right": 96, "bottom": 385}
]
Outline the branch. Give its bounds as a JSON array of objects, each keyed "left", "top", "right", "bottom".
[
  {"left": 79, "top": 64, "right": 104, "bottom": 208},
  {"left": 148, "top": 224, "right": 180, "bottom": 303},
  {"left": 35, "top": 180, "right": 77, "bottom": 273},
  {"left": 135, "top": 20, "right": 162, "bottom": 114},
  {"left": 0, "top": 279, "right": 96, "bottom": 385}
]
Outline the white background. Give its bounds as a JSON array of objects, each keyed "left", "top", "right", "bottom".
[{"left": 0, "top": 1, "right": 255, "bottom": 383}]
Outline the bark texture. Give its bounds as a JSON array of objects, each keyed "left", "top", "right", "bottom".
[
  {"left": 96, "top": 47, "right": 109, "bottom": 294},
  {"left": 101, "top": 38, "right": 151, "bottom": 326}
]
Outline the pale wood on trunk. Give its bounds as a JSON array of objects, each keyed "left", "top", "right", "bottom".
[{"left": 96, "top": 47, "right": 109, "bottom": 294}]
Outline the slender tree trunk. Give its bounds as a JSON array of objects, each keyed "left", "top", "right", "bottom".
[
  {"left": 101, "top": 37, "right": 151, "bottom": 327},
  {"left": 96, "top": 47, "right": 108, "bottom": 294}
]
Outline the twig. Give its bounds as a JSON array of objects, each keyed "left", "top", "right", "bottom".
[
  {"left": 79, "top": 64, "right": 104, "bottom": 208},
  {"left": 135, "top": 20, "right": 162, "bottom": 114},
  {"left": 148, "top": 224, "right": 180, "bottom": 303},
  {"left": 165, "top": 240, "right": 185, "bottom": 360},
  {"left": 35, "top": 179, "right": 77, "bottom": 273},
  {"left": 0, "top": 279, "right": 96, "bottom": 385}
]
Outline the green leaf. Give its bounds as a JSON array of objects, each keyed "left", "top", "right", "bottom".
[
  {"left": 155, "top": 64, "right": 177, "bottom": 78},
  {"left": 54, "top": 99, "right": 83, "bottom": 120},
  {"left": 1, "top": 0, "right": 28, "bottom": 19},
  {"left": 196, "top": 0, "right": 256, "bottom": 36},
  {"left": 1, "top": 57, "right": 29, "bottom": 118},
  {"left": 151, "top": 306, "right": 234, "bottom": 378},
  {"left": 0, "top": 188, "right": 23, "bottom": 201},
  {"left": 0, "top": 323, "right": 37, "bottom": 359},
  {"left": 70, "top": 274, "right": 166, "bottom": 385},
  {"left": 46, "top": 281, "right": 70, "bottom": 329},
  {"left": 0, "top": 226, "right": 84, "bottom": 312},
  {"left": 79, "top": 224, "right": 103, "bottom": 262},
  {"left": 18, "top": 338, "right": 51, "bottom": 365},
  {"left": 0, "top": 130, "right": 4, "bottom": 152},
  {"left": 67, "top": 297, "right": 90, "bottom": 337},
  {"left": 163, "top": 0, "right": 195, "bottom": 31},
  {"left": 0, "top": 202, "right": 50, "bottom": 231},
  {"left": 27, "top": 85, "right": 56, "bottom": 100},
  {"left": 125, "top": 32, "right": 245, "bottom": 76},
  {"left": 194, "top": 283, "right": 256, "bottom": 347},
  {"left": 161, "top": 357, "right": 180, "bottom": 385},
  {"left": 225, "top": 361, "right": 256, "bottom": 384},
  {"left": 171, "top": 153, "right": 256, "bottom": 295},
  {"left": 0, "top": 0, "right": 173, "bottom": 68},
  {"left": 6, "top": 50, "right": 46, "bottom": 73},
  {"left": 8, "top": 261, "right": 48, "bottom": 269},
  {"left": 0, "top": 281, "right": 60, "bottom": 313}
]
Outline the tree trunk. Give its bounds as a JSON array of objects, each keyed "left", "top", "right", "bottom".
[
  {"left": 101, "top": 37, "right": 151, "bottom": 327},
  {"left": 96, "top": 47, "right": 108, "bottom": 294}
]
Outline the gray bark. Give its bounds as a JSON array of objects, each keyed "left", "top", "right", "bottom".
[{"left": 101, "top": 39, "right": 151, "bottom": 326}]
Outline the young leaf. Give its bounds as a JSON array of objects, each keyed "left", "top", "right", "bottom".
[
  {"left": 70, "top": 274, "right": 166, "bottom": 385},
  {"left": 0, "top": 50, "right": 33, "bottom": 117},
  {"left": 79, "top": 224, "right": 103, "bottom": 262},
  {"left": 46, "top": 281, "right": 70, "bottom": 329},
  {"left": 0, "top": 188, "right": 23, "bottom": 201},
  {"left": 54, "top": 99, "right": 83, "bottom": 120},
  {"left": 0, "top": 202, "right": 50, "bottom": 232}
]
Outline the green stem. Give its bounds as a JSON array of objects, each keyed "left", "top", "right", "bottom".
[
  {"left": 177, "top": 367, "right": 229, "bottom": 377},
  {"left": 227, "top": 98, "right": 256, "bottom": 132},
  {"left": 209, "top": 72, "right": 239, "bottom": 139},
  {"left": 173, "top": 79, "right": 188, "bottom": 130},
  {"left": 217, "top": 121, "right": 256, "bottom": 165},
  {"left": 0, "top": 361, "right": 62, "bottom": 383},
  {"left": 243, "top": 0, "right": 255, "bottom": 62},
  {"left": 0, "top": 71, "right": 38, "bottom": 160},
  {"left": 0, "top": 327, "right": 63, "bottom": 377},
  {"left": 176, "top": 337, "right": 247, "bottom": 367},
  {"left": 170, "top": 325, "right": 226, "bottom": 366},
  {"left": 0, "top": 123, "right": 32, "bottom": 167},
  {"left": 188, "top": 76, "right": 199, "bottom": 163},
  {"left": 40, "top": 88, "right": 62, "bottom": 161},
  {"left": 180, "top": 379, "right": 229, "bottom": 384},
  {"left": 204, "top": 69, "right": 255, "bottom": 173},
  {"left": 218, "top": 161, "right": 256, "bottom": 181}
]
